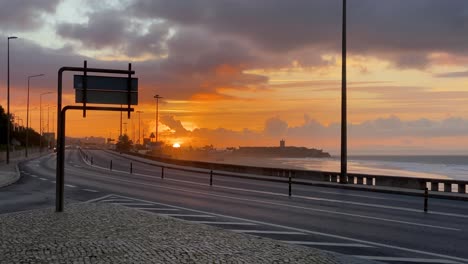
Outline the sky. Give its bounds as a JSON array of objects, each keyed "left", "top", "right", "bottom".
[{"left": 1, "top": 0, "right": 468, "bottom": 155}]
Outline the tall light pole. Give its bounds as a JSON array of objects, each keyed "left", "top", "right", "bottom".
[
  {"left": 154, "top": 95, "right": 162, "bottom": 142},
  {"left": 26, "top": 74, "right": 44, "bottom": 157},
  {"left": 123, "top": 122, "right": 127, "bottom": 135},
  {"left": 136, "top": 111, "right": 143, "bottom": 144},
  {"left": 120, "top": 104, "right": 123, "bottom": 138},
  {"left": 340, "top": 0, "right": 348, "bottom": 184},
  {"left": 47, "top": 104, "right": 50, "bottom": 149},
  {"left": 6, "top": 36, "right": 18, "bottom": 164},
  {"left": 39, "top": 92, "right": 52, "bottom": 153}
]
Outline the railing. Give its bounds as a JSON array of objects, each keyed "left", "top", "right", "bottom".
[{"left": 78, "top": 148, "right": 468, "bottom": 198}]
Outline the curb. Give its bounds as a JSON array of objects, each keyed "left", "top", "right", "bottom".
[
  {"left": 0, "top": 152, "right": 44, "bottom": 189},
  {"left": 0, "top": 163, "right": 21, "bottom": 188}
]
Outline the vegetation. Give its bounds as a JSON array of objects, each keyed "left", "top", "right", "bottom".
[
  {"left": 116, "top": 134, "right": 133, "bottom": 152},
  {"left": 0, "top": 105, "right": 41, "bottom": 149}
]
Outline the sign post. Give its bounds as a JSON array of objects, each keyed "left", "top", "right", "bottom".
[{"left": 56, "top": 61, "right": 138, "bottom": 212}]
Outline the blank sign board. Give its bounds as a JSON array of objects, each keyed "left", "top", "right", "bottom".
[{"left": 74, "top": 75, "right": 138, "bottom": 105}]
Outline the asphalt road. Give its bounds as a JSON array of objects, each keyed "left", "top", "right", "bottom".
[{"left": 2, "top": 149, "right": 468, "bottom": 264}]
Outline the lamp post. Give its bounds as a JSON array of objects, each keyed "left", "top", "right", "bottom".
[
  {"left": 6, "top": 36, "right": 18, "bottom": 164},
  {"left": 39, "top": 92, "right": 52, "bottom": 153},
  {"left": 26, "top": 74, "right": 44, "bottom": 157},
  {"left": 136, "top": 111, "right": 143, "bottom": 144},
  {"left": 47, "top": 104, "right": 50, "bottom": 149},
  {"left": 123, "top": 122, "right": 127, "bottom": 135},
  {"left": 120, "top": 104, "right": 123, "bottom": 137},
  {"left": 154, "top": 95, "right": 162, "bottom": 142},
  {"left": 340, "top": 0, "right": 348, "bottom": 184}
]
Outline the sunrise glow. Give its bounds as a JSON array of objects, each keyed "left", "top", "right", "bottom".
[{"left": 0, "top": 0, "right": 466, "bottom": 155}]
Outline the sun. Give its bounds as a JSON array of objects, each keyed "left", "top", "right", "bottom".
[{"left": 172, "top": 142, "right": 181, "bottom": 148}]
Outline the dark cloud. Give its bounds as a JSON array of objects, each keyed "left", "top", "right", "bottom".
[
  {"left": 0, "top": 0, "right": 60, "bottom": 30},
  {"left": 160, "top": 115, "right": 189, "bottom": 136},
  {"left": 56, "top": 10, "right": 170, "bottom": 57},
  {"left": 57, "top": 11, "right": 128, "bottom": 49},
  {"left": 135, "top": 27, "right": 271, "bottom": 99},
  {"left": 131, "top": 0, "right": 468, "bottom": 68},
  {"left": 435, "top": 71, "right": 468, "bottom": 78}
]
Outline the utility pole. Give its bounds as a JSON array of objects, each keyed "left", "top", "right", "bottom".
[
  {"left": 26, "top": 74, "right": 44, "bottom": 157},
  {"left": 39, "top": 92, "right": 52, "bottom": 153},
  {"left": 154, "top": 95, "right": 162, "bottom": 142},
  {"left": 6, "top": 36, "right": 18, "bottom": 164},
  {"left": 120, "top": 104, "right": 123, "bottom": 138},
  {"left": 136, "top": 111, "right": 143, "bottom": 144},
  {"left": 340, "top": 0, "right": 348, "bottom": 184}
]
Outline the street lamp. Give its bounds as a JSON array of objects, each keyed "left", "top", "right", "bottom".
[
  {"left": 136, "top": 111, "right": 143, "bottom": 144},
  {"left": 26, "top": 74, "right": 44, "bottom": 157},
  {"left": 340, "top": 0, "right": 348, "bottom": 184},
  {"left": 47, "top": 104, "right": 50, "bottom": 149},
  {"left": 154, "top": 95, "right": 162, "bottom": 142},
  {"left": 6, "top": 36, "right": 18, "bottom": 164},
  {"left": 39, "top": 91, "right": 52, "bottom": 153}
]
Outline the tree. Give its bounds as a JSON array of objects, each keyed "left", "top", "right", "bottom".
[
  {"left": 116, "top": 134, "right": 132, "bottom": 152},
  {"left": 0, "top": 105, "right": 41, "bottom": 148}
]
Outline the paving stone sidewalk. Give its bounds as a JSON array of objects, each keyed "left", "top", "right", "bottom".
[{"left": 0, "top": 203, "right": 378, "bottom": 263}]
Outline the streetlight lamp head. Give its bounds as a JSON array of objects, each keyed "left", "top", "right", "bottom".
[{"left": 8, "top": 36, "right": 18, "bottom": 40}]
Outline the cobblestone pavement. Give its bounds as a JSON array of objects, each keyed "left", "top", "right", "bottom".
[{"left": 0, "top": 203, "right": 378, "bottom": 263}]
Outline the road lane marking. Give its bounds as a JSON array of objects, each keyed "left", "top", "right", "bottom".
[
  {"left": 160, "top": 214, "right": 215, "bottom": 218},
  {"left": 85, "top": 194, "right": 114, "bottom": 203},
  {"left": 78, "top": 159, "right": 468, "bottom": 219},
  {"left": 353, "top": 256, "right": 462, "bottom": 264},
  {"left": 31, "top": 175, "right": 38, "bottom": 178},
  {"left": 111, "top": 203, "right": 155, "bottom": 206},
  {"left": 190, "top": 221, "right": 257, "bottom": 226},
  {"left": 86, "top": 149, "right": 468, "bottom": 210},
  {"left": 68, "top": 170, "right": 461, "bottom": 231},
  {"left": 109, "top": 194, "right": 468, "bottom": 263},
  {"left": 39, "top": 178, "right": 48, "bottom": 181},
  {"left": 87, "top": 151, "right": 460, "bottom": 207},
  {"left": 232, "top": 230, "right": 305, "bottom": 235},
  {"left": 283, "top": 241, "right": 374, "bottom": 248},
  {"left": 65, "top": 184, "right": 76, "bottom": 188},
  {"left": 73, "top": 165, "right": 82, "bottom": 168},
  {"left": 133, "top": 208, "right": 179, "bottom": 211},
  {"left": 51, "top": 181, "right": 56, "bottom": 183},
  {"left": 82, "top": 189, "right": 98, "bottom": 193},
  {"left": 100, "top": 199, "right": 136, "bottom": 203}
]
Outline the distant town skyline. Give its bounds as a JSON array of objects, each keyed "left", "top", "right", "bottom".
[{"left": 1, "top": 0, "right": 468, "bottom": 154}]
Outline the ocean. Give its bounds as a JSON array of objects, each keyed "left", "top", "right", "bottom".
[{"left": 274, "top": 156, "right": 468, "bottom": 180}]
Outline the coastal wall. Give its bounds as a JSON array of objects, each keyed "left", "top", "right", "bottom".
[{"left": 123, "top": 151, "right": 467, "bottom": 195}]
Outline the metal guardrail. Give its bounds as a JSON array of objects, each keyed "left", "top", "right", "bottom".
[
  {"left": 77, "top": 148, "right": 468, "bottom": 201},
  {"left": 119, "top": 150, "right": 467, "bottom": 195}
]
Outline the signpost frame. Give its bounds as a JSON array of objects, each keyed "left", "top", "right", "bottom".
[{"left": 56, "top": 62, "right": 136, "bottom": 212}]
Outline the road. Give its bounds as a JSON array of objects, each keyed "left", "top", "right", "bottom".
[{"left": 2, "top": 148, "right": 468, "bottom": 264}]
